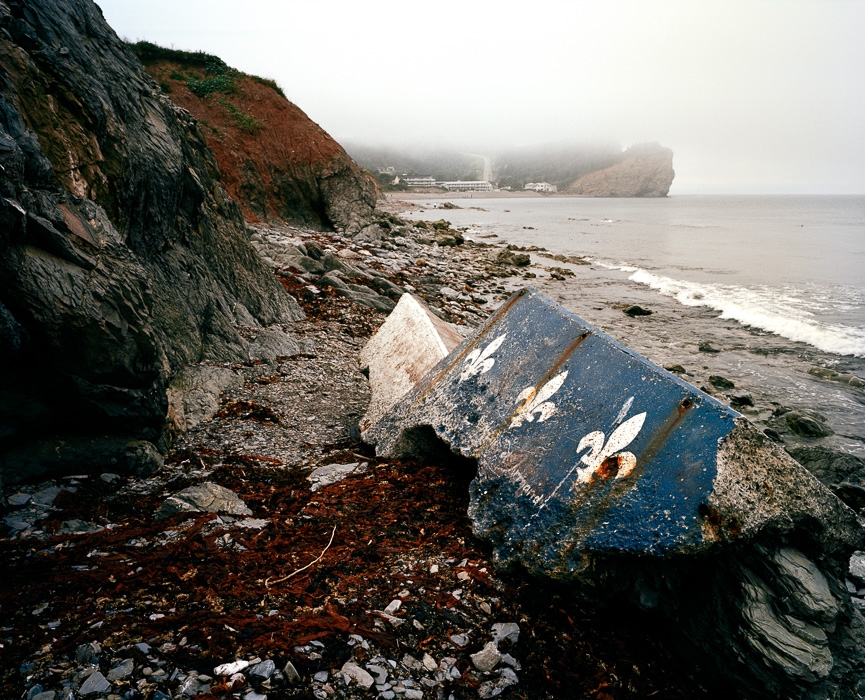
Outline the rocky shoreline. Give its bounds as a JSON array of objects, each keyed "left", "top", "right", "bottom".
[
  {"left": 2, "top": 213, "right": 733, "bottom": 700},
  {"left": 4, "top": 200, "right": 865, "bottom": 699}
]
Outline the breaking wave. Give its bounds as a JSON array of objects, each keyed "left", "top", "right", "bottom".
[{"left": 594, "top": 261, "right": 865, "bottom": 357}]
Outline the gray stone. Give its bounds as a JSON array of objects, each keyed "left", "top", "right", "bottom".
[
  {"left": 8, "top": 492, "right": 32, "bottom": 506},
  {"left": 318, "top": 271, "right": 348, "bottom": 290},
  {"left": 56, "top": 519, "right": 103, "bottom": 535},
  {"left": 156, "top": 483, "right": 252, "bottom": 520},
  {"left": 449, "top": 632, "right": 469, "bottom": 647},
  {"left": 78, "top": 671, "right": 111, "bottom": 696},
  {"left": 491, "top": 622, "right": 520, "bottom": 645},
  {"left": 313, "top": 671, "right": 328, "bottom": 682},
  {"left": 283, "top": 661, "right": 301, "bottom": 683},
  {"left": 478, "top": 667, "right": 519, "bottom": 698},
  {"left": 308, "top": 462, "right": 367, "bottom": 492},
  {"left": 470, "top": 641, "right": 501, "bottom": 672},
  {"left": 75, "top": 642, "right": 101, "bottom": 664},
  {"left": 339, "top": 661, "right": 375, "bottom": 688},
  {"left": 4, "top": 514, "right": 36, "bottom": 531},
  {"left": 850, "top": 552, "right": 865, "bottom": 585},
  {"left": 31, "top": 486, "right": 63, "bottom": 506},
  {"left": 166, "top": 366, "right": 244, "bottom": 433},
  {"left": 248, "top": 327, "right": 303, "bottom": 362},
  {"left": 106, "top": 658, "right": 134, "bottom": 681},
  {"left": 248, "top": 659, "right": 276, "bottom": 683},
  {"left": 335, "top": 284, "right": 396, "bottom": 313},
  {"left": 31, "top": 692, "right": 56, "bottom": 700}
]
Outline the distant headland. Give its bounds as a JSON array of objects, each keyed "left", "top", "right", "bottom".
[{"left": 347, "top": 141, "right": 675, "bottom": 197}]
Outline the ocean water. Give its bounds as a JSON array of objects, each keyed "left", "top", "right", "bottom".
[
  {"left": 411, "top": 195, "right": 865, "bottom": 357},
  {"left": 401, "top": 194, "right": 865, "bottom": 456}
]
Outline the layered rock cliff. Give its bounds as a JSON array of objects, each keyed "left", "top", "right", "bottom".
[
  {"left": 0, "top": 0, "right": 304, "bottom": 484},
  {"left": 564, "top": 142, "right": 674, "bottom": 197},
  {"left": 131, "top": 42, "right": 378, "bottom": 233}
]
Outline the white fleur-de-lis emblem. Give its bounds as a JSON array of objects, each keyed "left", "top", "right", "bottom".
[
  {"left": 510, "top": 371, "right": 568, "bottom": 428},
  {"left": 575, "top": 409, "right": 646, "bottom": 483},
  {"left": 460, "top": 334, "right": 506, "bottom": 382},
  {"left": 529, "top": 398, "right": 647, "bottom": 521}
]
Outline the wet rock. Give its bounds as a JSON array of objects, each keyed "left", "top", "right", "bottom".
[
  {"left": 178, "top": 677, "right": 209, "bottom": 696},
  {"left": 495, "top": 249, "right": 530, "bottom": 267},
  {"left": 623, "top": 305, "right": 653, "bottom": 317},
  {"left": 664, "top": 364, "right": 687, "bottom": 374},
  {"left": 435, "top": 232, "right": 464, "bottom": 247},
  {"left": 31, "top": 486, "right": 64, "bottom": 506},
  {"left": 786, "top": 446, "right": 865, "bottom": 486},
  {"left": 709, "top": 375, "right": 735, "bottom": 389},
  {"left": 699, "top": 341, "right": 720, "bottom": 353},
  {"left": 808, "top": 366, "right": 865, "bottom": 389},
  {"left": 359, "top": 293, "right": 463, "bottom": 431},
  {"left": 730, "top": 394, "right": 754, "bottom": 408},
  {"left": 786, "top": 411, "right": 834, "bottom": 438},
  {"left": 156, "top": 482, "right": 253, "bottom": 520},
  {"left": 548, "top": 266, "right": 576, "bottom": 280}
]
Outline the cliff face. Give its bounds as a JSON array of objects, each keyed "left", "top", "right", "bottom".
[
  {"left": 564, "top": 143, "right": 674, "bottom": 197},
  {"left": 133, "top": 46, "right": 378, "bottom": 233},
  {"left": 0, "top": 0, "right": 303, "bottom": 483}
]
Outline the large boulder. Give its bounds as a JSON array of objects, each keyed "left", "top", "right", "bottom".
[
  {"left": 0, "top": 0, "right": 302, "bottom": 484},
  {"left": 364, "top": 287, "right": 865, "bottom": 698}
]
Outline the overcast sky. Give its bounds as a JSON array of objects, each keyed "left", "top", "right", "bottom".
[{"left": 97, "top": 0, "right": 864, "bottom": 194}]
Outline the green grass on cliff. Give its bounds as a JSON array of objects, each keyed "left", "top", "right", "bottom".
[{"left": 128, "top": 41, "right": 286, "bottom": 99}]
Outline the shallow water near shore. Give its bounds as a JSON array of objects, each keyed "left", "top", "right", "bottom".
[{"left": 401, "top": 194, "right": 865, "bottom": 457}]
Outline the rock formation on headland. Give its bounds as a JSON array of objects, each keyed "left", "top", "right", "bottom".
[
  {"left": 0, "top": 0, "right": 312, "bottom": 484},
  {"left": 131, "top": 42, "right": 379, "bottom": 233},
  {"left": 564, "top": 142, "right": 675, "bottom": 197}
]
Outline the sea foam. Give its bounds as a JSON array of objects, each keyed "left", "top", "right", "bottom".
[{"left": 594, "top": 261, "right": 865, "bottom": 357}]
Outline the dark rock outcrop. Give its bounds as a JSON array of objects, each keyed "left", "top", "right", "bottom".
[
  {"left": 564, "top": 142, "right": 674, "bottom": 197},
  {"left": 132, "top": 43, "right": 379, "bottom": 234},
  {"left": 0, "top": 0, "right": 302, "bottom": 484}
]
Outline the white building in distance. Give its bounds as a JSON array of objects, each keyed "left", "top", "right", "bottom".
[
  {"left": 440, "top": 181, "right": 494, "bottom": 192},
  {"left": 524, "top": 182, "right": 557, "bottom": 193},
  {"left": 402, "top": 176, "right": 437, "bottom": 187}
]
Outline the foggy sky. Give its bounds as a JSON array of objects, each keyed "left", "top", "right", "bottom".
[{"left": 96, "top": 0, "right": 865, "bottom": 194}]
